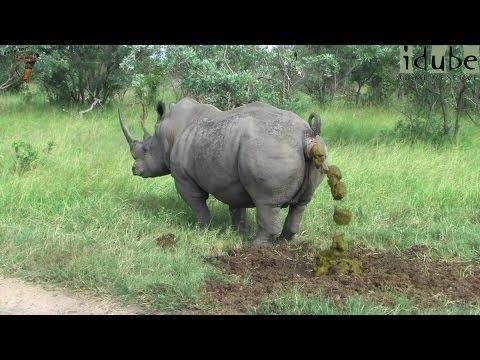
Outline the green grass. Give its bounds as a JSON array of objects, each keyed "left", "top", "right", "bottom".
[
  {"left": 250, "top": 289, "right": 480, "bottom": 315},
  {"left": 1, "top": 93, "right": 479, "bottom": 314}
]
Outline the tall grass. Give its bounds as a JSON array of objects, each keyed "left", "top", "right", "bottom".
[{"left": 1, "top": 93, "right": 479, "bottom": 313}]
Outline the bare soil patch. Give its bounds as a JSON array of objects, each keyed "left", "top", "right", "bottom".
[
  {"left": 203, "top": 244, "right": 480, "bottom": 314},
  {"left": 155, "top": 233, "right": 177, "bottom": 249},
  {"left": 0, "top": 277, "right": 143, "bottom": 315}
]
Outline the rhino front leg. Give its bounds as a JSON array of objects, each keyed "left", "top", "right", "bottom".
[
  {"left": 173, "top": 177, "right": 211, "bottom": 227},
  {"left": 229, "top": 207, "right": 250, "bottom": 235},
  {"left": 252, "top": 205, "right": 281, "bottom": 247},
  {"left": 279, "top": 203, "right": 308, "bottom": 242}
]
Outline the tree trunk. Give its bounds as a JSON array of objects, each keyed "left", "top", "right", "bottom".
[
  {"left": 439, "top": 84, "right": 449, "bottom": 136},
  {"left": 454, "top": 81, "right": 466, "bottom": 139},
  {"left": 356, "top": 82, "right": 363, "bottom": 105}
]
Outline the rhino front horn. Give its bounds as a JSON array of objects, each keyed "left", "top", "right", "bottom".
[{"left": 119, "top": 111, "right": 138, "bottom": 145}]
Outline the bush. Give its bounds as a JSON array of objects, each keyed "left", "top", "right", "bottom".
[
  {"left": 11, "top": 139, "right": 38, "bottom": 172},
  {"left": 387, "top": 113, "right": 449, "bottom": 146}
]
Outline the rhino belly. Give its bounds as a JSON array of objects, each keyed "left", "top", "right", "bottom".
[{"left": 209, "top": 182, "right": 255, "bottom": 208}]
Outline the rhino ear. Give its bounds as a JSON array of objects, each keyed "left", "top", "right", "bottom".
[{"left": 156, "top": 101, "right": 165, "bottom": 118}]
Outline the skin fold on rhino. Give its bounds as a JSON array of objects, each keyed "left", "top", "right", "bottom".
[{"left": 120, "top": 97, "right": 329, "bottom": 247}]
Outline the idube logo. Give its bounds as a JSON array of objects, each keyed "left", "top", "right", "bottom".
[{"left": 399, "top": 46, "right": 479, "bottom": 79}]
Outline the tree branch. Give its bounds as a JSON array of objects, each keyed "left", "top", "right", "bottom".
[
  {"left": 0, "top": 63, "right": 19, "bottom": 91},
  {"left": 465, "top": 110, "right": 480, "bottom": 127},
  {"left": 79, "top": 97, "right": 102, "bottom": 117},
  {"left": 0, "top": 75, "right": 17, "bottom": 91}
]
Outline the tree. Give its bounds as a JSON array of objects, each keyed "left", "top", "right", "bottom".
[
  {"left": 0, "top": 45, "right": 26, "bottom": 91},
  {"left": 348, "top": 46, "right": 397, "bottom": 105},
  {"left": 163, "top": 45, "right": 305, "bottom": 110},
  {"left": 119, "top": 45, "right": 167, "bottom": 123},
  {"left": 295, "top": 45, "right": 398, "bottom": 104},
  {"left": 300, "top": 46, "right": 340, "bottom": 103},
  {"left": 38, "top": 45, "right": 130, "bottom": 105},
  {"left": 164, "top": 45, "right": 257, "bottom": 110}
]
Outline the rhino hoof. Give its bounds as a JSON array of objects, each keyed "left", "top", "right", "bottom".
[
  {"left": 279, "top": 230, "right": 296, "bottom": 241},
  {"left": 252, "top": 238, "right": 273, "bottom": 247},
  {"left": 236, "top": 224, "right": 251, "bottom": 236}
]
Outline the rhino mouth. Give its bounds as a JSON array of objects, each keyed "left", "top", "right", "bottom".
[{"left": 132, "top": 161, "right": 146, "bottom": 177}]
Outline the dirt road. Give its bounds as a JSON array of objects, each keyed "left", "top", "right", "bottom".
[{"left": 0, "top": 277, "right": 143, "bottom": 315}]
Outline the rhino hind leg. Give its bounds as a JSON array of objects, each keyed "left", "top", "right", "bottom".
[
  {"left": 252, "top": 205, "right": 281, "bottom": 247},
  {"left": 279, "top": 203, "right": 308, "bottom": 243},
  {"left": 229, "top": 207, "right": 250, "bottom": 235},
  {"left": 173, "top": 177, "right": 211, "bottom": 227}
]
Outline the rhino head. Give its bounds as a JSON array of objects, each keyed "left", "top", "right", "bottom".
[{"left": 119, "top": 102, "right": 170, "bottom": 178}]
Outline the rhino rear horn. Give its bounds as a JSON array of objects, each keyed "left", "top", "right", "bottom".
[
  {"left": 141, "top": 122, "right": 152, "bottom": 141},
  {"left": 308, "top": 113, "right": 322, "bottom": 136},
  {"left": 140, "top": 103, "right": 152, "bottom": 140}
]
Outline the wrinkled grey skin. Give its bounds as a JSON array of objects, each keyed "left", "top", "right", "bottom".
[{"left": 120, "top": 97, "right": 329, "bottom": 246}]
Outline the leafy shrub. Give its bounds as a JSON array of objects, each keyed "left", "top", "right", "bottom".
[
  {"left": 11, "top": 139, "right": 38, "bottom": 172},
  {"left": 44, "top": 140, "right": 56, "bottom": 154},
  {"left": 390, "top": 114, "right": 448, "bottom": 146}
]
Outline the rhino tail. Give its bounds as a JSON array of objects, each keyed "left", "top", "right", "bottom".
[{"left": 304, "top": 112, "right": 327, "bottom": 170}]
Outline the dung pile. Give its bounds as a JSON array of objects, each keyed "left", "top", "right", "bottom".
[
  {"left": 313, "top": 232, "right": 363, "bottom": 276},
  {"left": 314, "top": 163, "right": 362, "bottom": 276},
  {"left": 326, "top": 165, "right": 346, "bottom": 200},
  {"left": 311, "top": 143, "right": 327, "bottom": 170},
  {"left": 333, "top": 206, "right": 352, "bottom": 225}
]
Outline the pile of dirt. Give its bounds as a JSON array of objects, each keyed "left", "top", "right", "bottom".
[
  {"left": 155, "top": 233, "right": 177, "bottom": 249},
  {"left": 203, "top": 244, "right": 480, "bottom": 314}
]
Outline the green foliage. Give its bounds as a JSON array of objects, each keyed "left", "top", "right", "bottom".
[
  {"left": 165, "top": 46, "right": 258, "bottom": 109},
  {"left": 9, "top": 137, "right": 56, "bottom": 173},
  {"left": 298, "top": 45, "right": 399, "bottom": 104},
  {"left": 163, "top": 45, "right": 303, "bottom": 110},
  {"left": 120, "top": 46, "right": 166, "bottom": 106},
  {"left": 388, "top": 114, "right": 448, "bottom": 146},
  {"left": 11, "top": 139, "right": 38, "bottom": 172},
  {"left": 301, "top": 48, "right": 341, "bottom": 103},
  {"left": 37, "top": 45, "right": 131, "bottom": 105},
  {"left": 45, "top": 140, "right": 56, "bottom": 154},
  {"left": 19, "top": 83, "right": 43, "bottom": 103},
  {"left": 0, "top": 45, "right": 27, "bottom": 92}
]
